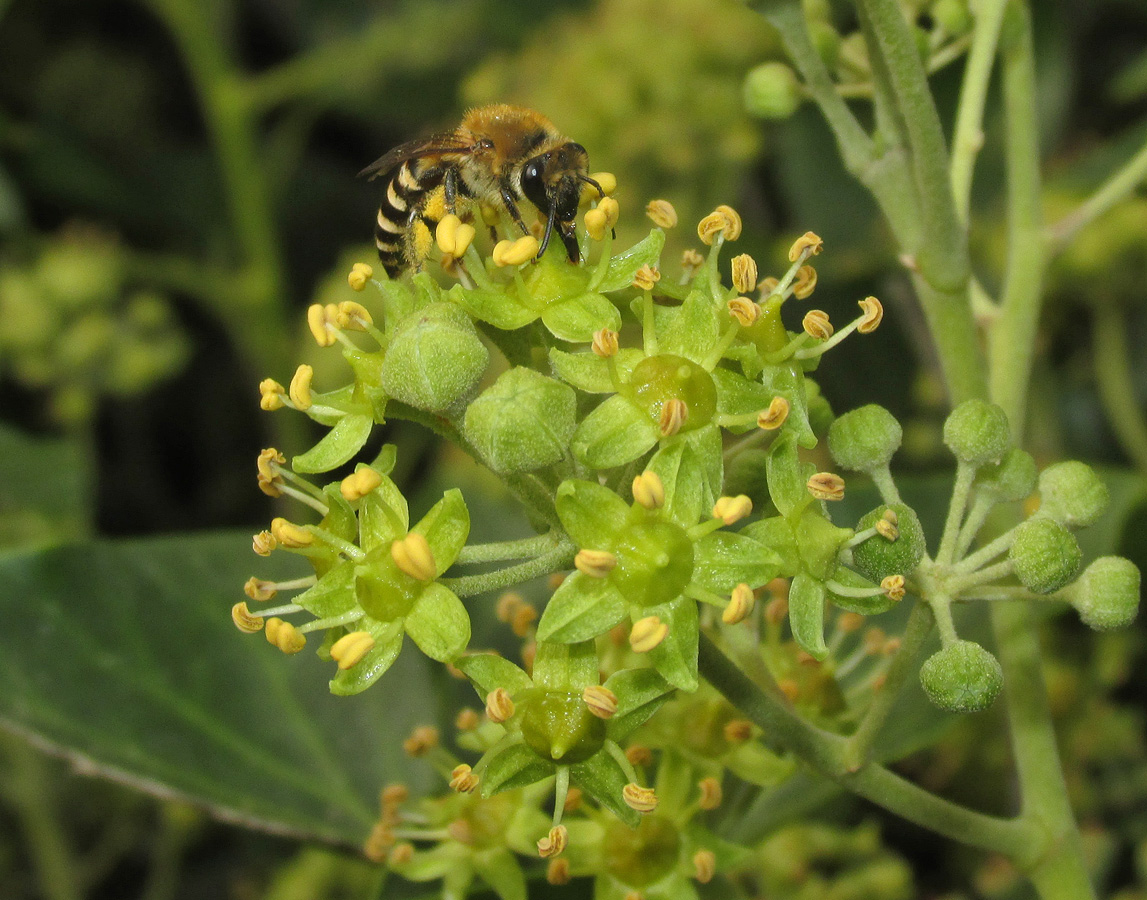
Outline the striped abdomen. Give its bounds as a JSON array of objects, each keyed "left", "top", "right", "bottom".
[{"left": 373, "top": 158, "right": 449, "bottom": 278}]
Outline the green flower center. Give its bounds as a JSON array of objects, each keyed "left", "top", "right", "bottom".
[
  {"left": 610, "top": 518, "right": 695, "bottom": 608},
  {"left": 520, "top": 690, "right": 606, "bottom": 764},
  {"left": 604, "top": 816, "right": 682, "bottom": 887},
  {"left": 627, "top": 354, "right": 717, "bottom": 432}
]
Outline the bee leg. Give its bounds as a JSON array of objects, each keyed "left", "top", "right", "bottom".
[
  {"left": 558, "top": 221, "right": 580, "bottom": 264},
  {"left": 444, "top": 168, "right": 458, "bottom": 216},
  {"left": 500, "top": 187, "right": 530, "bottom": 235}
]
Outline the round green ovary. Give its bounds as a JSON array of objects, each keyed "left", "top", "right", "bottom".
[
  {"left": 628, "top": 354, "right": 717, "bottom": 432},
  {"left": 604, "top": 816, "right": 681, "bottom": 887},
  {"left": 610, "top": 520, "right": 694, "bottom": 608},
  {"left": 520, "top": 691, "right": 606, "bottom": 764}
]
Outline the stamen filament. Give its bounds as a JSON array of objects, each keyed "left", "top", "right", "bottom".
[
  {"left": 683, "top": 584, "right": 730, "bottom": 608},
  {"left": 297, "top": 609, "right": 366, "bottom": 633},
  {"left": 306, "top": 526, "right": 366, "bottom": 560},
  {"left": 794, "top": 319, "right": 860, "bottom": 358},
  {"left": 277, "top": 483, "right": 330, "bottom": 515},
  {"left": 642, "top": 291, "right": 658, "bottom": 356},
  {"left": 701, "top": 320, "right": 742, "bottom": 370}
]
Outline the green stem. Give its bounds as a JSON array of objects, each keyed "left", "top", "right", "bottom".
[
  {"left": 455, "top": 532, "right": 563, "bottom": 565},
  {"left": 1093, "top": 302, "right": 1147, "bottom": 474},
  {"left": 950, "top": 0, "right": 1009, "bottom": 223},
  {"left": 441, "top": 539, "right": 575, "bottom": 598},
  {"left": 1046, "top": 137, "right": 1147, "bottom": 252},
  {"left": 936, "top": 460, "right": 976, "bottom": 564}
]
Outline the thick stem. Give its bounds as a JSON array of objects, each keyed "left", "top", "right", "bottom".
[{"left": 1093, "top": 302, "right": 1147, "bottom": 474}]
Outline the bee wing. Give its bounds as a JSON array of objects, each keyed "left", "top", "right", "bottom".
[{"left": 357, "top": 132, "right": 469, "bottom": 180}]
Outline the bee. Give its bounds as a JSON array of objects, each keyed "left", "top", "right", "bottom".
[{"left": 359, "top": 104, "right": 604, "bottom": 278}]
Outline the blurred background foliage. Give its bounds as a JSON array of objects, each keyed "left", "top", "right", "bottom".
[{"left": 0, "top": 0, "right": 1146, "bottom": 897}]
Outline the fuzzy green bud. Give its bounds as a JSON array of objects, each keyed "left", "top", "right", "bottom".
[
  {"left": 932, "top": 0, "right": 974, "bottom": 36},
  {"left": 1009, "top": 518, "right": 1082, "bottom": 594},
  {"left": 827, "top": 404, "right": 902, "bottom": 472},
  {"left": 976, "top": 447, "right": 1038, "bottom": 502},
  {"left": 942, "top": 399, "right": 1011, "bottom": 467},
  {"left": 380, "top": 303, "right": 488, "bottom": 412},
  {"left": 1069, "top": 556, "right": 1140, "bottom": 631},
  {"left": 464, "top": 368, "right": 576, "bottom": 474},
  {"left": 850, "top": 503, "right": 926, "bottom": 582},
  {"left": 1036, "top": 461, "right": 1109, "bottom": 529},
  {"left": 743, "top": 62, "right": 802, "bottom": 120},
  {"left": 808, "top": 19, "right": 842, "bottom": 70},
  {"left": 920, "top": 640, "right": 1003, "bottom": 713}
]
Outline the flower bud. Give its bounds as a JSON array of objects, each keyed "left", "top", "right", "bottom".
[
  {"left": 1069, "top": 556, "right": 1140, "bottom": 631},
  {"left": 381, "top": 303, "right": 488, "bottom": 412},
  {"left": 851, "top": 503, "right": 926, "bottom": 581},
  {"left": 828, "top": 404, "right": 903, "bottom": 472},
  {"left": 465, "top": 367, "right": 577, "bottom": 474},
  {"left": 943, "top": 399, "right": 1011, "bottom": 467},
  {"left": 1037, "top": 461, "right": 1109, "bottom": 529},
  {"left": 977, "top": 448, "right": 1038, "bottom": 502},
  {"left": 1009, "top": 517, "right": 1081, "bottom": 594},
  {"left": 920, "top": 640, "right": 1003, "bottom": 712},
  {"left": 743, "top": 61, "right": 802, "bottom": 120}
]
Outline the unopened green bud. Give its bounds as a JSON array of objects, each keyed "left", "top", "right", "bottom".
[
  {"left": 977, "top": 447, "right": 1038, "bottom": 502},
  {"left": 744, "top": 62, "right": 802, "bottom": 120},
  {"left": 1069, "top": 556, "right": 1140, "bottom": 631},
  {"left": 827, "top": 404, "right": 902, "bottom": 472},
  {"left": 920, "top": 640, "right": 1003, "bottom": 713},
  {"left": 464, "top": 368, "right": 576, "bottom": 474},
  {"left": 380, "top": 303, "right": 488, "bottom": 412},
  {"left": 851, "top": 503, "right": 926, "bottom": 582},
  {"left": 808, "top": 19, "right": 842, "bottom": 70},
  {"left": 1009, "top": 518, "right": 1081, "bottom": 594},
  {"left": 943, "top": 399, "right": 1011, "bottom": 467},
  {"left": 1037, "top": 461, "right": 1109, "bottom": 529},
  {"left": 933, "top": 0, "right": 974, "bottom": 36}
]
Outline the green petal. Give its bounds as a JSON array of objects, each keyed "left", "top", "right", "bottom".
[
  {"left": 404, "top": 583, "right": 470, "bottom": 662},
  {"left": 761, "top": 363, "right": 816, "bottom": 448},
  {"left": 788, "top": 573, "right": 828, "bottom": 660},
  {"left": 692, "top": 531, "right": 782, "bottom": 593},
  {"left": 571, "top": 394, "right": 660, "bottom": 470},
  {"left": 549, "top": 347, "right": 643, "bottom": 393},
  {"left": 642, "top": 595, "right": 699, "bottom": 691},
  {"left": 532, "top": 640, "right": 600, "bottom": 691},
  {"left": 571, "top": 748, "right": 640, "bottom": 827},
  {"left": 450, "top": 284, "right": 538, "bottom": 330},
  {"left": 472, "top": 847, "right": 527, "bottom": 900},
  {"left": 658, "top": 286, "right": 722, "bottom": 364},
  {"left": 541, "top": 292, "right": 622, "bottom": 342},
  {"left": 454, "top": 652, "right": 533, "bottom": 698},
  {"left": 356, "top": 473, "right": 409, "bottom": 552},
  {"left": 411, "top": 488, "right": 470, "bottom": 573},
  {"left": 479, "top": 734, "right": 555, "bottom": 796},
  {"left": 536, "top": 572, "right": 628, "bottom": 643},
  {"left": 555, "top": 478, "right": 630, "bottom": 547},
  {"left": 329, "top": 618, "right": 404, "bottom": 696},
  {"left": 713, "top": 367, "right": 774, "bottom": 434},
  {"left": 603, "top": 668, "right": 675, "bottom": 742},
  {"left": 293, "top": 558, "right": 357, "bottom": 618},
  {"left": 766, "top": 430, "right": 809, "bottom": 519},
  {"left": 292, "top": 413, "right": 373, "bottom": 474},
  {"left": 597, "top": 228, "right": 666, "bottom": 293}
]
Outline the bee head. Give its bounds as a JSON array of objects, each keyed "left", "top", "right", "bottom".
[{"left": 521, "top": 142, "right": 590, "bottom": 225}]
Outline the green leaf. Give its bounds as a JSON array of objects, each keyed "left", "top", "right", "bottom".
[
  {"left": 788, "top": 573, "right": 828, "bottom": 660},
  {"left": 531, "top": 640, "right": 599, "bottom": 691},
  {"left": 536, "top": 573, "right": 628, "bottom": 643},
  {"left": 472, "top": 847, "right": 527, "bottom": 900},
  {"left": 330, "top": 618, "right": 405, "bottom": 696},
  {"left": 454, "top": 653, "right": 533, "bottom": 698},
  {"left": 643, "top": 595, "right": 699, "bottom": 691},
  {"left": 541, "top": 292, "right": 622, "bottom": 342},
  {"left": 411, "top": 488, "right": 470, "bottom": 574},
  {"left": 293, "top": 413, "right": 375, "bottom": 474},
  {"left": 554, "top": 479, "right": 630, "bottom": 548},
  {"left": 570, "top": 394, "right": 659, "bottom": 470},
  {"left": 603, "top": 668, "right": 674, "bottom": 742},
  {"left": 479, "top": 735, "right": 554, "bottom": 795},
  {"left": 0, "top": 533, "right": 436, "bottom": 847},
  {"left": 404, "top": 583, "right": 470, "bottom": 662},
  {"left": 692, "top": 531, "right": 782, "bottom": 593},
  {"left": 0, "top": 424, "right": 90, "bottom": 549},
  {"left": 570, "top": 750, "right": 639, "bottom": 826},
  {"left": 597, "top": 229, "right": 666, "bottom": 293},
  {"left": 548, "top": 347, "right": 643, "bottom": 393}
]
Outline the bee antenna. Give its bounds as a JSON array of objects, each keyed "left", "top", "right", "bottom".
[{"left": 578, "top": 174, "right": 605, "bottom": 199}]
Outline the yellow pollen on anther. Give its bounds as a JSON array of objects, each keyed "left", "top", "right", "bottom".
[
  {"left": 591, "top": 327, "right": 619, "bottom": 358},
  {"left": 307, "top": 304, "right": 337, "bottom": 348},
  {"left": 723, "top": 583, "right": 756, "bottom": 625},
  {"left": 270, "top": 517, "right": 314, "bottom": 548},
  {"left": 788, "top": 231, "right": 824, "bottom": 262},
  {"left": 584, "top": 208, "right": 609, "bottom": 241},
  {"left": 231, "top": 601, "right": 265, "bottom": 633},
  {"left": 256, "top": 447, "right": 285, "bottom": 481},
  {"left": 622, "top": 783, "right": 659, "bottom": 814},
  {"left": 289, "top": 364, "right": 314, "bottom": 410},
  {"left": 807, "top": 472, "right": 846, "bottom": 501},
  {"left": 583, "top": 685, "right": 619, "bottom": 719},
  {"left": 590, "top": 172, "right": 617, "bottom": 195},
  {"left": 712, "top": 495, "right": 753, "bottom": 525},
  {"left": 697, "top": 776, "right": 723, "bottom": 810},
  {"left": 451, "top": 223, "right": 476, "bottom": 258},
  {"left": 244, "top": 576, "right": 277, "bottom": 602},
  {"left": 575, "top": 548, "right": 618, "bottom": 578},
  {"left": 264, "top": 617, "right": 306, "bottom": 653},
  {"left": 537, "top": 825, "right": 568, "bottom": 858},
  {"left": 645, "top": 199, "right": 678, "bottom": 228},
  {"left": 882, "top": 574, "right": 907, "bottom": 602},
  {"left": 629, "top": 616, "right": 669, "bottom": 653},
  {"left": 252, "top": 530, "right": 276, "bottom": 556},
  {"left": 875, "top": 516, "right": 900, "bottom": 541},
  {"left": 632, "top": 264, "right": 660, "bottom": 291},
  {"left": 658, "top": 398, "right": 688, "bottom": 437},
  {"left": 449, "top": 763, "right": 479, "bottom": 793},
  {"left": 341, "top": 466, "right": 383, "bottom": 501},
  {"left": 731, "top": 254, "right": 758, "bottom": 294},
  {"left": 259, "top": 378, "right": 285, "bottom": 411},
  {"left": 391, "top": 532, "right": 437, "bottom": 581},
  {"left": 547, "top": 859, "right": 572, "bottom": 886},
  {"left": 331, "top": 631, "right": 376, "bottom": 669},
  {"left": 598, "top": 196, "right": 620, "bottom": 229},
  {"left": 632, "top": 471, "right": 666, "bottom": 510},
  {"left": 347, "top": 262, "right": 373, "bottom": 292},
  {"left": 680, "top": 248, "right": 704, "bottom": 276},
  {"left": 336, "top": 300, "right": 373, "bottom": 331},
  {"left": 793, "top": 264, "right": 818, "bottom": 299},
  {"left": 485, "top": 687, "right": 515, "bottom": 723},
  {"left": 493, "top": 235, "right": 540, "bottom": 266},
  {"left": 757, "top": 275, "right": 780, "bottom": 297},
  {"left": 435, "top": 214, "right": 463, "bottom": 256},
  {"left": 802, "top": 310, "right": 833, "bottom": 341},
  {"left": 757, "top": 396, "right": 790, "bottom": 430},
  {"left": 857, "top": 295, "right": 884, "bottom": 333},
  {"left": 728, "top": 296, "right": 760, "bottom": 327}
]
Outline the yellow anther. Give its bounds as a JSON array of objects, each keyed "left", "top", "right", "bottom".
[
  {"left": 591, "top": 327, "right": 619, "bottom": 358},
  {"left": 788, "top": 230, "right": 824, "bottom": 262},
  {"left": 731, "top": 254, "right": 759, "bottom": 294},
  {"left": 389, "top": 843, "right": 414, "bottom": 866},
  {"left": 452, "top": 223, "right": 476, "bottom": 258},
  {"left": 622, "top": 783, "right": 659, "bottom": 814},
  {"left": 658, "top": 397, "right": 688, "bottom": 437},
  {"left": 875, "top": 516, "right": 900, "bottom": 541},
  {"left": 347, "top": 262, "right": 373, "bottom": 292},
  {"left": 244, "top": 576, "right": 277, "bottom": 602},
  {"left": 264, "top": 617, "right": 306, "bottom": 654},
  {"left": 336, "top": 300, "right": 373, "bottom": 331},
  {"left": 792, "top": 264, "right": 817, "bottom": 299},
  {"left": 259, "top": 378, "right": 285, "bottom": 411},
  {"left": 625, "top": 745, "right": 653, "bottom": 767},
  {"left": 583, "top": 685, "right": 619, "bottom": 719},
  {"left": 257, "top": 473, "right": 282, "bottom": 498},
  {"left": 511, "top": 603, "right": 537, "bottom": 638},
  {"left": 307, "top": 304, "right": 337, "bottom": 348},
  {"left": 807, "top": 472, "right": 846, "bottom": 501},
  {"left": 590, "top": 171, "right": 617, "bottom": 195},
  {"left": 575, "top": 548, "right": 618, "bottom": 578},
  {"left": 881, "top": 574, "right": 906, "bottom": 602},
  {"left": 697, "top": 211, "right": 728, "bottom": 246},
  {"left": 252, "top": 530, "right": 277, "bottom": 556},
  {"left": 289, "top": 364, "right": 314, "bottom": 410},
  {"left": 712, "top": 494, "right": 753, "bottom": 525},
  {"left": 496, "top": 591, "right": 525, "bottom": 622},
  {"left": 449, "top": 762, "right": 479, "bottom": 793},
  {"left": 584, "top": 207, "right": 609, "bottom": 241},
  {"left": 728, "top": 296, "right": 760, "bottom": 327},
  {"left": 757, "top": 275, "right": 780, "bottom": 297},
  {"left": 693, "top": 849, "right": 717, "bottom": 884},
  {"left": 270, "top": 517, "right": 314, "bottom": 548},
  {"left": 645, "top": 199, "right": 678, "bottom": 229},
  {"left": 857, "top": 295, "right": 884, "bottom": 333},
  {"left": 723, "top": 718, "right": 753, "bottom": 744},
  {"left": 598, "top": 196, "right": 620, "bottom": 228},
  {"left": 256, "top": 447, "right": 285, "bottom": 481},
  {"left": 231, "top": 601, "right": 265, "bottom": 633},
  {"left": 802, "top": 309, "right": 833, "bottom": 341},
  {"left": 381, "top": 783, "right": 409, "bottom": 811},
  {"left": 485, "top": 687, "right": 516, "bottom": 723},
  {"left": 455, "top": 707, "right": 481, "bottom": 731},
  {"left": 697, "top": 776, "right": 723, "bottom": 810},
  {"left": 493, "top": 235, "right": 540, "bottom": 266},
  {"left": 435, "top": 214, "right": 464, "bottom": 256},
  {"left": 632, "top": 264, "right": 661, "bottom": 291},
  {"left": 546, "top": 859, "right": 572, "bottom": 886},
  {"left": 629, "top": 616, "right": 669, "bottom": 653},
  {"left": 714, "top": 205, "right": 742, "bottom": 240},
  {"left": 537, "top": 824, "right": 568, "bottom": 859},
  {"left": 363, "top": 822, "right": 394, "bottom": 863},
  {"left": 722, "top": 583, "right": 756, "bottom": 625},
  {"left": 391, "top": 532, "right": 437, "bottom": 581},
  {"left": 757, "top": 396, "right": 790, "bottom": 430},
  {"left": 632, "top": 470, "right": 666, "bottom": 510},
  {"left": 331, "top": 631, "right": 376, "bottom": 670},
  {"left": 340, "top": 466, "right": 383, "bottom": 501},
  {"left": 680, "top": 248, "right": 704, "bottom": 277},
  {"left": 403, "top": 725, "right": 440, "bottom": 758}
]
